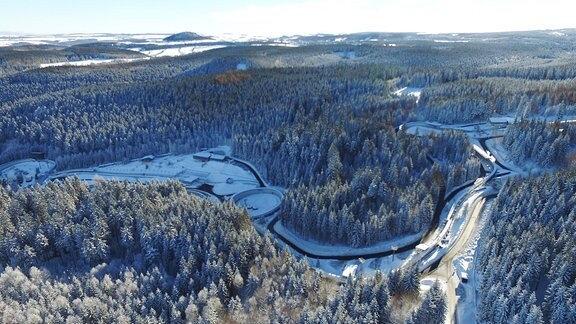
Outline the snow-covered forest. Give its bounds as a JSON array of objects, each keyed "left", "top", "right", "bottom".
[
  {"left": 477, "top": 170, "right": 576, "bottom": 323},
  {"left": 1, "top": 30, "right": 576, "bottom": 322},
  {"left": 503, "top": 120, "right": 576, "bottom": 168},
  {"left": 0, "top": 179, "right": 446, "bottom": 322}
]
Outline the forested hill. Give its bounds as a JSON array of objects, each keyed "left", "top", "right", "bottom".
[
  {"left": 0, "top": 61, "right": 404, "bottom": 169},
  {"left": 164, "top": 32, "right": 211, "bottom": 42},
  {"left": 0, "top": 179, "right": 444, "bottom": 322},
  {"left": 0, "top": 179, "right": 318, "bottom": 321},
  {"left": 0, "top": 44, "right": 145, "bottom": 76}
]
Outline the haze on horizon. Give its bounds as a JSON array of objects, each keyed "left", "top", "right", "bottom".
[{"left": 1, "top": 0, "right": 575, "bottom": 37}]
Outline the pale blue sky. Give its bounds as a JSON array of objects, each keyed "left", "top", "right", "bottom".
[{"left": 2, "top": 0, "right": 575, "bottom": 36}]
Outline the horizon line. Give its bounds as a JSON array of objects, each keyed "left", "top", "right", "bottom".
[{"left": 1, "top": 27, "right": 575, "bottom": 38}]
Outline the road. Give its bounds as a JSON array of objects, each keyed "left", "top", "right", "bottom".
[
  {"left": 402, "top": 120, "right": 516, "bottom": 324},
  {"left": 426, "top": 194, "right": 487, "bottom": 324},
  {"left": 442, "top": 196, "right": 486, "bottom": 265}
]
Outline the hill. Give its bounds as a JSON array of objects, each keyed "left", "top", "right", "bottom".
[{"left": 163, "top": 31, "right": 211, "bottom": 42}]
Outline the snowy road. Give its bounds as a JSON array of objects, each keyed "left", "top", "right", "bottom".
[
  {"left": 404, "top": 120, "right": 518, "bottom": 324},
  {"left": 441, "top": 195, "right": 487, "bottom": 266},
  {"left": 434, "top": 195, "right": 486, "bottom": 323}
]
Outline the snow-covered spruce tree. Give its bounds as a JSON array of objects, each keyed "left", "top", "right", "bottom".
[
  {"left": 407, "top": 281, "right": 447, "bottom": 324},
  {"left": 477, "top": 170, "right": 576, "bottom": 323}
]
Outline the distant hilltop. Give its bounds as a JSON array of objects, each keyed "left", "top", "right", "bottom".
[{"left": 163, "top": 32, "right": 212, "bottom": 42}]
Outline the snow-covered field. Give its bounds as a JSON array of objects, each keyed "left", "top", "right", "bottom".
[
  {"left": 0, "top": 33, "right": 237, "bottom": 67},
  {"left": 46, "top": 152, "right": 261, "bottom": 199},
  {"left": 0, "top": 159, "right": 56, "bottom": 187},
  {"left": 2, "top": 149, "right": 285, "bottom": 223},
  {"left": 433, "top": 40, "right": 470, "bottom": 43},
  {"left": 0, "top": 32, "right": 302, "bottom": 47},
  {"left": 484, "top": 137, "right": 528, "bottom": 175},
  {"left": 0, "top": 33, "right": 169, "bottom": 47},
  {"left": 406, "top": 125, "right": 443, "bottom": 136},
  {"left": 0, "top": 32, "right": 299, "bottom": 61},
  {"left": 308, "top": 249, "right": 412, "bottom": 279},
  {"left": 39, "top": 57, "right": 150, "bottom": 68},
  {"left": 138, "top": 45, "right": 227, "bottom": 57},
  {"left": 393, "top": 87, "right": 422, "bottom": 103}
]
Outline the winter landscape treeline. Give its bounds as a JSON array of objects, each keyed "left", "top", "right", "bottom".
[
  {"left": 1, "top": 33, "right": 576, "bottom": 322},
  {"left": 419, "top": 77, "right": 576, "bottom": 123},
  {"left": 0, "top": 62, "right": 405, "bottom": 169},
  {"left": 0, "top": 44, "right": 145, "bottom": 77}
]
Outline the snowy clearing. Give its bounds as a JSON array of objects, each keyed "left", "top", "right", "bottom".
[
  {"left": 0, "top": 159, "right": 56, "bottom": 187},
  {"left": 406, "top": 125, "right": 443, "bottom": 136},
  {"left": 39, "top": 57, "right": 150, "bottom": 68},
  {"left": 433, "top": 40, "right": 470, "bottom": 43},
  {"left": 393, "top": 87, "right": 422, "bottom": 103},
  {"left": 484, "top": 137, "right": 528, "bottom": 175},
  {"left": 138, "top": 45, "right": 227, "bottom": 57},
  {"left": 2, "top": 148, "right": 285, "bottom": 225},
  {"left": 0, "top": 33, "right": 170, "bottom": 47},
  {"left": 46, "top": 152, "right": 262, "bottom": 199},
  {"left": 309, "top": 249, "right": 412, "bottom": 279}
]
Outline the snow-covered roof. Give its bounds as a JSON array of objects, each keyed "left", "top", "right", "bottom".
[
  {"left": 342, "top": 264, "right": 358, "bottom": 278},
  {"left": 416, "top": 243, "right": 430, "bottom": 252},
  {"left": 193, "top": 151, "right": 227, "bottom": 161}
]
